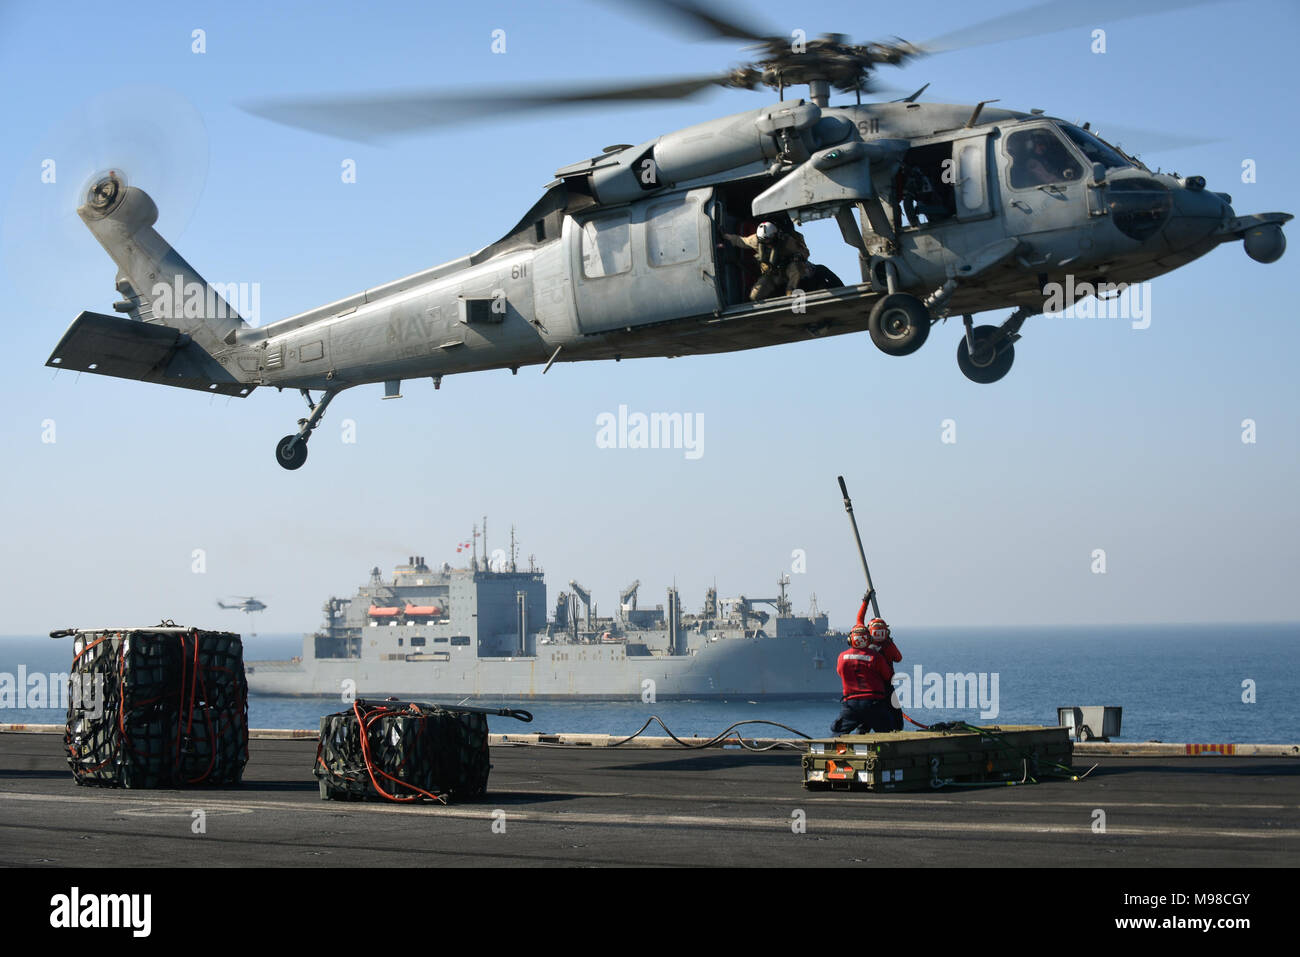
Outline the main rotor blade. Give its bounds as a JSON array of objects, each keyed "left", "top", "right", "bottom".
[
  {"left": 618, "top": 0, "right": 774, "bottom": 42},
  {"left": 922, "top": 0, "right": 1235, "bottom": 54},
  {"left": 242, "top": 75, "right": 728, "bottom": 142},
  {"left": 1087, "top": 122, "right": 1220, "bottom": 155}
]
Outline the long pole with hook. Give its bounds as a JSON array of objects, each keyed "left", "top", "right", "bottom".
[{"left": 837, "top": 476, "right": 880, "bottom": 619}]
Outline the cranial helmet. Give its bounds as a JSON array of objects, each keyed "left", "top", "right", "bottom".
[
  {"left": 849, "top": 625, "right": 870, "bottom": 649},
  {"left": 756, "top": 221, "right": 779, "bottom": 242},
  {"left": 868, "top": 618, "right": 890, "bottom": 640}
]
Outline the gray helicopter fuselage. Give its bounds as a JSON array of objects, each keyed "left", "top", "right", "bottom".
[
  {"left": 221, "top": 98, "right": 1277, "bottom": 395},
  {"left": 53, "top": 96, "right": 1289, "bottom": 428}
]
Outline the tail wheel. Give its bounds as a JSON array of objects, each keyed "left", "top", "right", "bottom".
[
  {"left": 275, "top": 435, "right": 308, "bottom": 470},
  {"left": 958, "top": 325, "right": 1015, "bottom": 384},
  {"left": 868, "top": 293, "right": 931, "bottom": 356}
]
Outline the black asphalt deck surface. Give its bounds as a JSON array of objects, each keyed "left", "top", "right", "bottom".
[{"left": 1, "top": 732, "right": 1297, "bottom": 867}]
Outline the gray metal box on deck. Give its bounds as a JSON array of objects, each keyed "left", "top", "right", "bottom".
[{"left": 1057, "top": 706, "right": 1123, "bottom": 741}]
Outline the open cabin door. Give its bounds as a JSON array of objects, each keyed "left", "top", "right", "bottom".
[
  {"left": 568, "top": 187, "right": 720, "bottom": 334},
  {"left": 878, "top": 132, "right": 1001, "bottom": 277}
]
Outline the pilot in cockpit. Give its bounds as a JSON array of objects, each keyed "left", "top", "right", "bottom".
[{"left": 1020, "top": 129, "right": 1078, "bottom": 186}]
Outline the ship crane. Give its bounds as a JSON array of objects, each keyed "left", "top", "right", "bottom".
[
  {"left": 722, "top": 596, "right": 770, "bottom": 631},
  {"left": 723, "top": 575, "right": 794, "bottom": 629},
  {"left": 619, "top": 580, "right": 641, "bottom": 615},
  {"left": 569, "top": 580, "right": 595, "bottom": 630}
]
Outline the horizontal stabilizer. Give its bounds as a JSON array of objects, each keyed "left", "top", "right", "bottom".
[{"left": 46, "top": 311, "right": 254, "bottom": 397}]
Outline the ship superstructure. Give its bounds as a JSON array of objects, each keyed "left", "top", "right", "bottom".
[{"left": 248, "top": 547, "right": 846, "bottom": 700}]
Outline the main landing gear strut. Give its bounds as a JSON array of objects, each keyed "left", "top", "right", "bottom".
[
  {"left": 865, "top": 240, "right": 1031, "bottom": 383},
  {"left": 865, "top": 291, "right": 1034, "bottom": 385},
  {"left": 957, "top": 307, "right": 1033, "bottom": 384},
  {"left": 275, "top": 389, "right": 338, "bottom": 470}
]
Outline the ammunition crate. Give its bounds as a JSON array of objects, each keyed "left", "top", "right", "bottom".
[
  {"left": 802, "top": 725, "right": 1072, "bottom": 792},
  {"left": 316, "top": 700, "right": 490, "bottom": 803},
  {"left": 64, "top": 627, "right": 249, "bottom": 788}
]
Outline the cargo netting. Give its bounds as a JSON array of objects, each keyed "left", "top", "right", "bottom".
[
  {"left": 63, "top": 628, "right": 249, "bottom": 788},
  {"left": 315, "top": 700, "right": 495, "bottom": 804}
]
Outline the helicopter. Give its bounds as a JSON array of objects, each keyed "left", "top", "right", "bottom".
[
  {"left": 217, "top": 596, "right": 268, "bottom": 614},
  {"left": 44, "top": 0, "right": 1291, "bottom": 470}
]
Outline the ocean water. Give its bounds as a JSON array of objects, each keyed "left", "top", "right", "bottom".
[{"left": 2, "top": 623, "right": 1296, "bottom": 743}]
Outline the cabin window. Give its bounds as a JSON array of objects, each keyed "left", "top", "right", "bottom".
[
  {"left": 1006, "top": 128, "right": 1084, "bottom": 190},
  {"left": 957, "top": 144, "right": 985, "bottom": 211},
  {"left": 645, "top": 197, "right": 699, "bottom": 267},
  {"left": 580, "top": 213, "right": 632, "bottom": 278},
  {"left": 461, "top": 297, "right": 503, "bottom": 323},
  {"left": 450, "top": 635, "right": 471, "bottom": 646},
  {"left": 410, "top": 635, "right": 426, "bottom": 647}
]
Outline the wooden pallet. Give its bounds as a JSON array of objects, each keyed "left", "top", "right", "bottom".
[{"left": 802, "top": 725, "right": 1072, "bottom": 792}]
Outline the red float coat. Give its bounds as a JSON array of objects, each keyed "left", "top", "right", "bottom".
[{"left": 838, "top": 600, "right": 902, "bottom": 699}]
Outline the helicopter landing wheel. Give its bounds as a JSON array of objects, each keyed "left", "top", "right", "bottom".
[
  {"left": 274, "top": 389, "right": 339, "bottom": 471},
  {"left": 275, "top": 434, "right": 309, "bottom": 470},
  {"left": 868, "top": 293, "right": 931, "bottom": 357},
  {"left": 957, "top": 325, "right": 1015, "bottom": 384}
]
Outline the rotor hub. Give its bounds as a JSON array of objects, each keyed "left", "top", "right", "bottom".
[
  {"left": 85, "top": 170, "right": 126, "bottom": 214},
  {"left": 735, "top": 35, "right": 922, "bottom": 95}
]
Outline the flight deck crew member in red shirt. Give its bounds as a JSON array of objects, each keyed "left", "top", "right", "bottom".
[{"left": 831, "top": 590, "right": 903, "bottom": 735}]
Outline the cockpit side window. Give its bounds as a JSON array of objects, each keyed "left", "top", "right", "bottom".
[{"left": 1006, "top": 127, "right": 1084, "bottom": 190}]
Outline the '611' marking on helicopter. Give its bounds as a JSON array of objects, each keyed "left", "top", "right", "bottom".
[{"left": 46, "top": 0, "right": 1292, "bottom": 469}]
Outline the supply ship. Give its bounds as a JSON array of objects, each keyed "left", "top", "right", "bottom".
[{"left": 247, "top": 546, "right": 847, "bottom": 700}]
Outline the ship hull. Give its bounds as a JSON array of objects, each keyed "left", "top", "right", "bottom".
[{"left": 248, "top": 633, "right": 847, "bottom": 700}]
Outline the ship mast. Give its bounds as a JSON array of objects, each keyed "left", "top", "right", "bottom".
[{"left": 777, "top": 573, "right": 792, "bottom": 618}]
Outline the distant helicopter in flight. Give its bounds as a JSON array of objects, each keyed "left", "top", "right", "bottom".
[{"left": 217, "top": 596, "right": 267, "bottom": 614}]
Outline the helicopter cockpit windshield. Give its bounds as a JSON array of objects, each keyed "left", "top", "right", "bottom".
[{"left": 1057, "top": 124, "right": 1133, "bottom": 171}]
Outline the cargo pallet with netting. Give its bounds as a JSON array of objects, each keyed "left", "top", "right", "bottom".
[
  {"left": 57, "top": 625, "right": 249, "bottom": 788},
  {"left": 315, "top": 700, "right": 493, "bottom": 804},
  {"left": 802, "top": 725, "right": 1073, "bottom": 792}
]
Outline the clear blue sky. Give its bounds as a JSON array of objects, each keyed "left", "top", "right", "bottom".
[{"left": 1, "top": 0, "right": 1297, "bottom": 634}]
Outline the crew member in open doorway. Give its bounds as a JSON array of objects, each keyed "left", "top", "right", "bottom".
[
  {"left": 831, "top": 590, "right": 903, "bottom": 735},
  {"left": 722, "top": 219, "right": 812, "bottom": 301}
]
